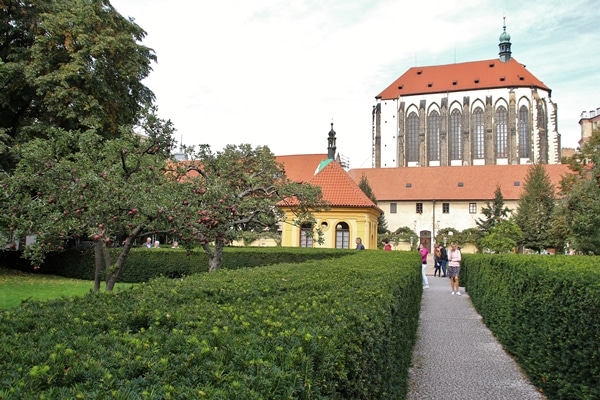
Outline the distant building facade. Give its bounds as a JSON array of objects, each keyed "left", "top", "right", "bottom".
[
  {"left": 579, "top": 106, "right": 600, "bottom": 146},
  {"left": 348, "top": 164, "right": 571, "bottom": 252},
  {"left": 373, "top": 22, "right": 561, "bottom": 168}
]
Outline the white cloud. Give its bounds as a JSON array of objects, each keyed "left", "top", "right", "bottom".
[{"left": 112, "top": 0, "right": 600, "bottom": 166}]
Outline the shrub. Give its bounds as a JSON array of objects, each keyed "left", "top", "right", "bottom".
[
  {"left": 463, "top": 254, "right": 600, "bottom": 400},
  {"left": 0, "top": 250, "right": 422, "bottom": 399}
]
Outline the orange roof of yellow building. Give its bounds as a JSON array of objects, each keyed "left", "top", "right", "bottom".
[
  {"left": 276, "top": 154, "right": 327, "bottom": 183},
  {"left": 308, "top": 161, "right": 379, "bottom": 208}
]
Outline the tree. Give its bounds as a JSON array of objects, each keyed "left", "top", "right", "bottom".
[
  {"left": 0, "top": 0, "right": 156, "bottom": 171},
  {"left": 476, "top": 185, "right": 512, "bottom": 234},
  {"left": 556, "top": 129, "right": 600, "bottom": 254},
  {"left": 1, "top": 107, "right": 177, "bottom": 291},
  {"left": 479, "top": 219, "right": 523, "bottom": 254},
  {"left": 166, "top": 144, "right": 326, "bottom": 272},
  {"left": 358, "top": 174, "right": 388, "bottom": 234},
  {"left": 514, "top": 164, "right": 556, "bottom": 252}
]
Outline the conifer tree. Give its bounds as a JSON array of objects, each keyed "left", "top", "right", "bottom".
[
  {"left": 358, "top": 174, "right": 388, "bottom": 234},
  {"left": 514, "top": 164, "right": 556, "bottom": 252},
  {"left": 476, "top": 185, "right": 512, "bottom": 234}
]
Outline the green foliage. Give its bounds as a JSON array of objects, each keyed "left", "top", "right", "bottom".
[
  {"left": 358, "top": 174, "right": 388, "bottom": 234},
  {"left": 478, "top": 219, "right": 522, "bottom": 254},
  {"left": 476, "top": 185, "right": 512, "bottom": 234},
  {"left": 434, "top": 227, "right": 459, "bottom": 247},
  {"left": 238, "top": 231, "right": 281, "bottom": 246},
  {"left": 514, "top": 164, "right": 556, "bottom": 252},
  {"left": 384, "top": 226, "right": 418, "bottom": 250},
  {"left": 176, "top": 144, "right": 326, "bottom": 271},
  {"left": 463, "top": 254, "right": 600, "bottom": 399},
  {"left": 0, "top": 114, "right": 177, "bottom": 291},
  {"left": 557, "top": 128, "right": 600, "bottom": 254},
  {"left": 24, "top": 247, "right": 355, "bottom": 283},
  {"left": 0, "top": 0, "right": 156, "bottom": 171},
  {"left": 456, "top": 228, "right": 482, "bottom": 247},
  {"left": 0, "top": 250, "right": 422, "bottom": 399}
]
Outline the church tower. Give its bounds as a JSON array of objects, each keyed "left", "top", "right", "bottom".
[
  {"left": 499, "top": 18, "right": 512, "bottom": 62},
  {"left": 327, "top": 122, "right": 337, "bottom": 159}
]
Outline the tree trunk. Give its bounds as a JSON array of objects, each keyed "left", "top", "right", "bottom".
[
  {"left": 93, "top": 241, "right": 103, "bottom": 293},
  {"left": 105, "top": 224, "right": 144, "bottom": 291},
  {"left": 207, "top": 241, "right": 224, "bottom": 272}
]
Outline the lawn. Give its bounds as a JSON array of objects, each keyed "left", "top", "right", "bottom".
[{"left": 0, "top": 267, "right": 124, "bottom": 309}]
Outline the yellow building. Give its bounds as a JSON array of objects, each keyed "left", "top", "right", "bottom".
[{"left": 277, "top": 158, "right": 382, "bottom": 250}]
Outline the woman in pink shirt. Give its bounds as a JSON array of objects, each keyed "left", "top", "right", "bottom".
[
  {"left": 419, "top": 243, "right": 429, "bottom": 289},
  {"left": 447, "top": 242, "right": 462, "bottom": 295}
]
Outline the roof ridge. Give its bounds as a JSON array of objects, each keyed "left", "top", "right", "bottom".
[{"left": 310, "top": 161, "right": 378, "bottom": 208}]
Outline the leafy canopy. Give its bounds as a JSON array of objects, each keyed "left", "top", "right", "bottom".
[
  {"left": 556, "top": 128, "right": 600, "bottom": 254},
  {"left": 1, "top": 106, "right": 177, "bottom": 291},
  {"left": 174, "top": 144, "right": 326, "bottom": 271},
  {"left": 0, "top": 0, "right": 156, "bottom": 171}
]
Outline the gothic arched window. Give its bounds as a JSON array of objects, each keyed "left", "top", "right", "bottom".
[
  {"left": 449, "top": 109, "right": 462, "bottom": 160},
  {"left": 473, "top": 108, "right": 485, "bottom": 159},
  {"left": 407, "top": 112, "right": 419, "bottom": 162},
  {"left": 427, "top": 111, "right": 440, "bottom": 161},
  {"left": 496, "top": 106, "right": 508, "bottom": 158},
  {"left": 519, "top": 106, "right": 530, "bottom": 159}
]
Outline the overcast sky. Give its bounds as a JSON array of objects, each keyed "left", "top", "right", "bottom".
[{"left": 110, "top": 0, "right": 599, "bottom": 168}]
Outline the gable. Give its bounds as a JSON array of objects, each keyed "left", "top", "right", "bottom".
[{"left": 309, "top": 161, "right": 379, "bottom": 208}]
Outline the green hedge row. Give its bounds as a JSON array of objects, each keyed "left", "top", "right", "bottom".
[
  {"left": 1, "top": 247, "right": 354, "bottom": 283},
  {"left": 0, "top": 250, "right": 422, "bottom": 399},
  {"left": 462, "top": 254, "right": 600, "bottom": 400}
]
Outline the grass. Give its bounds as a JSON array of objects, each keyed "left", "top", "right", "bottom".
[{"left": 0, "top": 267, "right": 130, "bottom": 309}]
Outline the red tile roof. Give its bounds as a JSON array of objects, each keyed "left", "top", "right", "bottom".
[
  {"left": 376, "top": 58, "right": 550, "bottom": 100},
  {"left": 308, "top": 161, "right": 379, "bottom": 208},
  {"left": 276, "top": 154, "right": 328, "bottom": 183},
  {"left": 348, "top": 164, "right": 571, "bottom": 201}
]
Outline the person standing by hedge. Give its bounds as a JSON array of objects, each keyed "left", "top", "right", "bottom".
[
  {"left": 448, "top": 242, "right": 462, "bottom": 295},
  {"left": 355, "top": 237, "right": 365, "bottom": 250},
  {"left": 382, "top": 238, "right": 392, "bottom": 251},
  {"left": 439, "top": 243, "right": 448, "bottom": 277},
  {"left": 419, "top": 243, "right": 429, "bottom": 288},
  {"left": 433, "top": 245, "right": 442, "bottom": 277}
]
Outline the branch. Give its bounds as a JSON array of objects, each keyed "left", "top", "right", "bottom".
[
  {"left": 186, "top": 164, "right": 207, "bottom": 179},
  {"left": 238, "top": 186, "right": 278, "bottom": 198}
]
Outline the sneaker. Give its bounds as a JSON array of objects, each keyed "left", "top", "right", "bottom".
[
  {"left": 423, "top": 285, "right": 429, "bottom": 289},
  {"left": 456, "top": 291, "right": 461, "bottom": 296},
  {"left": 451, "top": 291, "right": 455, "bottom": 295}
]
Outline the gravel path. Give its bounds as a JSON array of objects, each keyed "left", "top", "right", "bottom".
[{"left": 406, "top": 262, "right": 546, "bottom": 400}]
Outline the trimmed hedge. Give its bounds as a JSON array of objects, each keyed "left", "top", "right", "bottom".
[
  {"left": 463, "top": 254, "right": 600, "bottom": 400},
  {"left": 1, "top": 247, "right": 356, "bottom": 283},
  {"left": 0, "top": 250, "right": 422, "bottom": 399}
]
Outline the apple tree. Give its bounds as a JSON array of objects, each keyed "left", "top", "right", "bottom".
[
  {"left": 1, "top": 107, "right": 178, "bottom": 291},
  {"left": 168, "top": 144, "right": 327, "bottom": 271}
]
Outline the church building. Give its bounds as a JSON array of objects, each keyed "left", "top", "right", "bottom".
[{"left": 372, "top": 21, "right": 561, "bottom": 168}]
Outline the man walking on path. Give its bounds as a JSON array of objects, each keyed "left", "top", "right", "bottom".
[{"left": 407, "top": 276, "right": 545, "bottom": 399}]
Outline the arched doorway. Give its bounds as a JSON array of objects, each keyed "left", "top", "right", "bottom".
[{"left": 420, "top": 230, "right": 432, "bottom": 252}]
